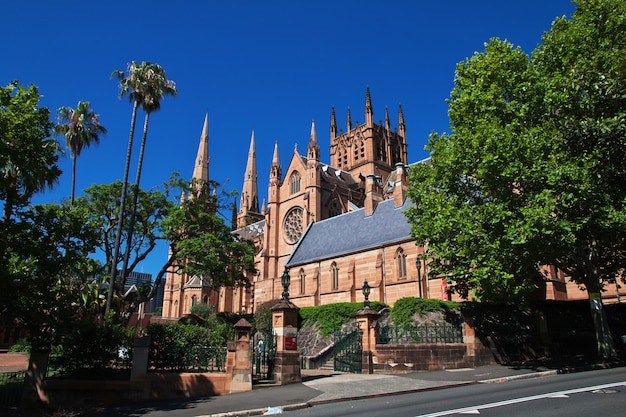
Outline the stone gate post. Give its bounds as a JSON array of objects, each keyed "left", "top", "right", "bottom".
[
  {"left": 271, "top": 299, "right": 301, "bottom": 385},
  {"left": 230, "top": 318, "right": 253, "bottom": 393},
  {"left": 356, "top": 306, "right": 380, "bottom": 374}
]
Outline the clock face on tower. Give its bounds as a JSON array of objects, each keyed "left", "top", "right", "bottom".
[{"left": 283, "top": 207, "right": 304, "bottom": 244}]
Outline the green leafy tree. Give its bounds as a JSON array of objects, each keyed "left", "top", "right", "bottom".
[
  {"left": 54, "top": 101, "right": 107, "bottom": 205},
  {"left": 77, "top": 177, "right": 256, "bottom": 322},
  {"left": 0, "top": 81, "right": 61, "bottom": 221},
  {"left": 75, "top": 181, "right": 177, "bottom": 319},
  {"left": 405, "top": 0, "right": 626, "bottom": 359},
  {"left": 159, "top": 178, "right": 257, "bottom": 298},
  {"left": 7, "top": 203, "right": 100, "bottom": 347}
]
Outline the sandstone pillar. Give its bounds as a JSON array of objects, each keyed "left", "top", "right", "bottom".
[
  {"left": 130, "top": 336, "right": 150, "bottom": 387},
  {"left": 356, "top": 306, "right": 380, "bottom": 374},
  {"left": 271, "top": 299, "right": 301, "bottom": 384},
  {"left": 230, "top": 318, "right": 253, "bottom": 393}
]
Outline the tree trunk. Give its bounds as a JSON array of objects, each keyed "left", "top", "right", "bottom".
[
  {"left": 120, "top": 112, "right": 150, "bottom": 293},
  {"left": 105, "top": 100, "right": 139, "bottom": 318},
  {"left": 588, "top": 291, "right": 617, "bottom": 361},
  {"left": 70, "top": 155, "right": 77, "bottom": 206},
  {"left": 19, "top": 347, "right": 50, "bottom": 412}
]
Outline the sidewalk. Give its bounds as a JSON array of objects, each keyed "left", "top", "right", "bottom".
[{"left": 99, "top": 365, "right": 560, "bottom": 417}]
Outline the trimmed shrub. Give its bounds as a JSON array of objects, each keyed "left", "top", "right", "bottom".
[
  {"left": 299, "top": 301, "right": 388, "bottom": 336},
  {"left": 390, "top": 297, "right": 460, "bottom": 326}
]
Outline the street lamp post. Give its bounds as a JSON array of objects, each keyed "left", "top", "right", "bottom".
[
  {"left": 281, "top": 268, "right": 290, "bottom": 301},
  {"left": 362, "top": 280, "right": 371, "bottom": 308},
  {"left": 416, "top": 258, "right": 422, "bottom": 298}
]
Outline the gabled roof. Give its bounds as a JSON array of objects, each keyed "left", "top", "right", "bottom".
[
  {"left": 285, "top": 197, "right": 414, "bottom": 267},
  {"left": 233, "top": 219, "right": 265, "bottom": 240},
  {"left": 319, "top": 164, "right": 362, "bottom": 189}
]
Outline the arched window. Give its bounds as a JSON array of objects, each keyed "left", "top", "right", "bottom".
[
  {"left": 329, "top": 199, "right": 342, "bottom": 217},
  {"left": 396, "top": 248, "right": 407, "bottom": 279},
  {"left": 191, "top": 295, "right": 197, "bottom": 306},
  {"left": 290, "top": 171, "right": 301, "bottom": 194},
  {"left": 299, "top": 269, "right": 306, "bottom": 294},
  {"left": 331, "top": 262, "right": 339, "bottom": 289}
]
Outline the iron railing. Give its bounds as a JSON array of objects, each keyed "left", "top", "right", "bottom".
[
  {"left": 0, "top": 371, "right": 25, "bottom": 409},
  {"left": 252, "top": 331, "right": 276, "bottom": 381},
  {"left": 377, "top": 321, "right": 463, "bottom": 345},
  {"left": 333, "top": 328, "right": 362, "bottom": 373},
  {"left": 149, "top": 345, "right": 227, "bottom": 373}
]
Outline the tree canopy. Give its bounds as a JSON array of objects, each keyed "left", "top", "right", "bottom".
[
  {"left": 405, "top": 0, "right": 626, "bottom": 358},
  {"left": 77, "top": 177, "right": 256, "bottom": 322},
  {"left": 55, "top": 101, "right": 107, "bottom": 205},
  {"left": 406, "top": 0, "right": 626, "bottom": 303},
  {"left": 0, "top": 81, "right": 61, "bottom": 221},
  {"left": 0, "top": 82, "right": 99, "bottom": 347}
]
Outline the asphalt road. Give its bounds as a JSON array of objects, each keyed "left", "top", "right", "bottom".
[{"left": 282, "top": 367, "right": 626, "bottom": 417}]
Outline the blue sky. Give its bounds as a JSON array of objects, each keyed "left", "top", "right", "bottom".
[{"left": 2, "top": 0, "right": 576, "bottom": 280}]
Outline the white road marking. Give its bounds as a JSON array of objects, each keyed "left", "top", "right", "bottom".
[{"left": 415, "top": 381, "right": 626, "bottom": 417}]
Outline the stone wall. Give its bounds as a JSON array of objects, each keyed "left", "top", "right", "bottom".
[{"left": 40, "top": 372, "right": 232, "bottom": 408}]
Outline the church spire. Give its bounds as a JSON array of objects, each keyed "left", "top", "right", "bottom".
[
  {"left": 330, "top": 107, "right": 337, "bottom": 139},
  {"left": 365, "top": 87, "right": 373, "bottom": 126},
  {"left": 307, "top": 119, "right": 320, "bottom": 161},
  {"left": 398, "top": 104, "right": 406, "bottom": 139},
  {"left": 240, "top": 131, "right": 259, "bottom": 213},
  {"left": 385, "top": 106, "right": 391, "bottom": 132},
  {"left": 347, "top": 107, "right": 352, "bottom": 131},
  {"left": 193, "top": 113, "right": 210, "bottom": 183}
]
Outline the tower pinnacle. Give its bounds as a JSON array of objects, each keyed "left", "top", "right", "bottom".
[{"left": 192, "top": 113, "right": 210, "bottom": 183}]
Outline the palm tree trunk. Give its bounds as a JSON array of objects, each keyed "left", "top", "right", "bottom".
[
  {"left": 70, "top": 155, "right": 77, "bottom": 206},
  {"left": 120, "top": 112, "right": 150, "bottom": 299},
  {"left": 105, "top": 100, "right": 139, "bottom": 318}
]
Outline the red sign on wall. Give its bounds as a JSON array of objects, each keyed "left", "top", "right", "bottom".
[
  {"left": 441, "top": 279, "right": 448, "bottom": 301},
  {"left": 284, "top": 336, "right": 297, "bottom": 350}
]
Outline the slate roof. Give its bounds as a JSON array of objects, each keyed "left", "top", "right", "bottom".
[
  {"left": 232, "top": 219, "right": 265, "bottom": 240},
  {"left": 285, "top": 197, "right": 414, "bottom": 267}
]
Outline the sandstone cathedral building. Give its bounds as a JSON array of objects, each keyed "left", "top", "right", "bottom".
[{"left": 161, "top": 89, "right": 598, "bottom": 319}]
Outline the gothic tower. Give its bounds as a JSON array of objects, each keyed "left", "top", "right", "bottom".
[
  {"left": 237, "top": 131, "right": 263, "bottom": 227},
  {"left": 305, "top": 120, "right": 322, "bottom": 224},
  {"left": 329, "top": 87, "right": 408, "bottom": 183},
  {"left": 162, "top": 114, "right": 219, "bottom": 318}
]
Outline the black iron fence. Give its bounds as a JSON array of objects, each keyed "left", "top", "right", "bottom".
[
  {"left": 333, "top": 328, "right": 362, "bottom": 373},
  {"left": 46, "top": 348, "right": 132, "bottom": 379},
  {"left": 252, "top": 331, "right": 275, "bottom": 381},
  {"left": 0, "top": 371, "right": 25, "bottom": 409},
  {"left": 149, "top": 345, "right": 227, "bottom": 373},
  {"left": 377, "top": 321, "right": 463, "bottom": 345}
]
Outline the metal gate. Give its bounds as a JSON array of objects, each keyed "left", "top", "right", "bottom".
[
  {"left": 252, "top": 328, "right": 276, "bottom": 382},
  {"left": 333, "top": 328, "right": 362, "bottom": 373}
]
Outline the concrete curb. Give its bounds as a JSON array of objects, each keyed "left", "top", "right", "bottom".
[
  {"left": 202, "top": 366, "right": 603, "bottom": 417},
  {"left": 479, "top": 369, "right": 558, "bottom": 384}
]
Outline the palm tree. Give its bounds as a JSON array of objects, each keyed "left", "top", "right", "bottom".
[
  {"left": 121, "top": 63, "right": 177, "bottom": 299},
  {"left": 55, "top": 101, "right": 107, "bottom": 205},
  {"left": 105, "top": 62, "right": 177, "bottom": 317}
]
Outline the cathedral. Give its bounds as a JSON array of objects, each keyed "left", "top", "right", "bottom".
[{"left": 161, "top": 89, "right": 607, "bottom": 319}]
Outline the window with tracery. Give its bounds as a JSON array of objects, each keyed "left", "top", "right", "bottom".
[
  {"left": 396, "top": 248, "right": 407, "bottom": 279},
  {"left": 329, "top": 199, "right": 342, "bottom": 217},
  {"left": 283, "top": 207, "right": 304, "bottom": 244},
  {"left": 331, "top": 262, "right": 339, "bottom": 289},
  {"left": 290, "top": 171, "right": 301, "bottom": 194}
]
